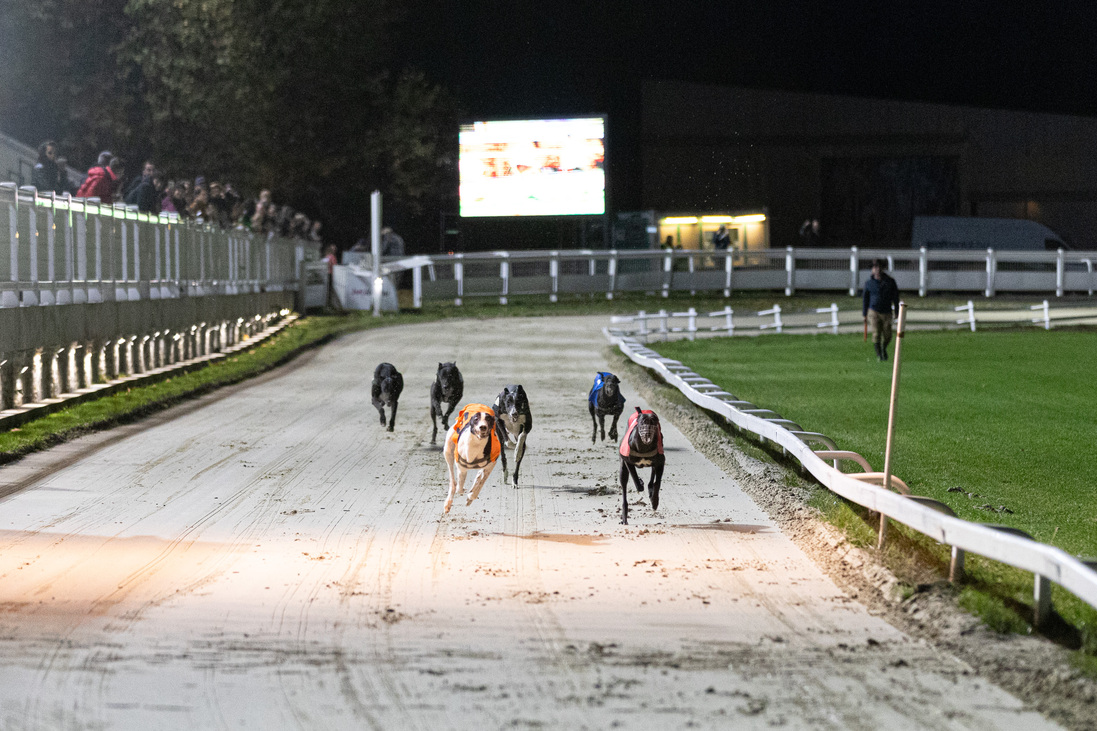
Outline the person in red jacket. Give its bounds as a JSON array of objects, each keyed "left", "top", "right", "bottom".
[{"left": 75, "top": 151, "right": 118, "bottom": 204}]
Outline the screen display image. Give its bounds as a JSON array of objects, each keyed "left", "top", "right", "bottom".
[{"left": 459, "top": 117, "right": 605, "bottom": 217}]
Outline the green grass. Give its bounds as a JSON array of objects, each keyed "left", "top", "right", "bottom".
[{"left": 656, "top": 327, "right": 1097, "bottom": 652}]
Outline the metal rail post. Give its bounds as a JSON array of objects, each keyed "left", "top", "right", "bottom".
[
  {"left": 879, "top": 301, "right": 907, "bottom": 550},
  {"left": 371, "top": 190, "right": 382, "bottom": 316}
]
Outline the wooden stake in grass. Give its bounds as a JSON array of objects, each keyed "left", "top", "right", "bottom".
[{"left": 879, "top": 301, "right": 908, "bottom": 550}]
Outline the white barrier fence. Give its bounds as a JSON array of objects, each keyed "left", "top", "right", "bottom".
[
  {"left": 0, "top": 183, "right": 310, "bottom": 415},
  {"left": 609, "top": 301, "right": 1097, "bottom": 342},
  {"left": 413, "top": 246, "right": 1097, "bottom": 303},
  {"left": 1, "top": 183, "right": 309, "bottom": 308},
  {"left": 605, "top": 329, "right": 1097, "bottom": 626}
]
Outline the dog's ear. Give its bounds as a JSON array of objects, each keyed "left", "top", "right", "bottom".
[{"left": 438, "top": 362, "right": 443, "bottom": 370}]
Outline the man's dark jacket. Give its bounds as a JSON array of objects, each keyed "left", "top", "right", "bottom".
[{"left": 862, "top": 273, "right": 900, "bottom": 317}]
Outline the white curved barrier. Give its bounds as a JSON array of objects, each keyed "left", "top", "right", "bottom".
[{"left": 605, "top": 328, "right": 1097, "bottom": 623}]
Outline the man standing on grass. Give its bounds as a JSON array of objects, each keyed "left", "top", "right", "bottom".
[{"left": 863, "top": 259, "right": 900, "bottom": 361}]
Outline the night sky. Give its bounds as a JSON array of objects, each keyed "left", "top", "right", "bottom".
[
  {"left": 408, "top": 2, "right": 1097, "bottom": 119},
  {"left": 400, "top": 2, "right": 1097, "bottom": 217}
]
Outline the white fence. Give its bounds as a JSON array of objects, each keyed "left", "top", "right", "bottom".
[
  {"left": 0, "top": 183, "right": 311, "bottom": 415},
  {"left": 605, "top": 330, "right": 1097, "bottom": 626},
  {"left": 413, "top": 246, "right": 1097, "bottom": 303},
  {"left": 608, "top": 301, "right": 1097, "bottom": 341},
  {"left": 1, "top": 183, "right": 307, "bottom": 307}
]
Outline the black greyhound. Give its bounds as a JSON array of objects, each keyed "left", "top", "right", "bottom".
[
  {"left": 371, "top": 362, "right": 404, "bottom": 432},
  {"left": 492, "top": 384, "right": 533, "bottom": 485},
  {"left": 430, "top": 362, "right": 464, "bottom": 443},
  {"left": 588, "top": 371, "right": 625, "bottom": 444},
  {"left": 618, "top": 407, "right": 665, "bottom": 525}
]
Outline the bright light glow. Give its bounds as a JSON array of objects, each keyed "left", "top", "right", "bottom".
[
  {"left": 661, "top": 217, "right": 698, "bottom": 225},
  {"left": 459, "top": 117, "right": 605, "bottom": 217},
  {"left": 700, "top": 215, "right": 734, "bottom": 223},
  {"left": 733, "top": 214, "right": 767, "bottom": 223}
]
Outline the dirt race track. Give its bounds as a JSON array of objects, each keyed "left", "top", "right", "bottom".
[{"left": 0, "top": 316, "right": 1065, "bottom": 730}]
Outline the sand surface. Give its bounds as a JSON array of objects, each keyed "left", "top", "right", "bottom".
[{"left": 0, "top": 316, "right": 1060, "bottom": 729}]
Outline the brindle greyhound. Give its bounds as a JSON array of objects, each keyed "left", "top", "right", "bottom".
[
  {"left": 372, "top": 362, "right": 404, "bottom": 432},
  {"left": 430, "top": 362, "right": 464, "bottom": 444},
  {"left": 618, "top": 407, "right": 665, "bottom": 525},
  {"left": 588, "top": 371, "right": 625, "bottom": 444},
  {"left": 492, "top": 384, "right": 532, "bottom": 485}
]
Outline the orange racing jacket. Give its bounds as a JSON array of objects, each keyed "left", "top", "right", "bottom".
[{"left": 450, "top": 403, "right": 501, "bottom": 466}]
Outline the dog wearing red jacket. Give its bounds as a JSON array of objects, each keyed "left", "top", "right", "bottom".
[
  {"left": 618, "top": 407, "right": 665, "bottom": 525},
  {"left": 443, "top": 403, "right": 502, "bottom": 514}
]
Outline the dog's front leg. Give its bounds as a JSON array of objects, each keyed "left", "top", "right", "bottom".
[
  {"left": 608, "top": 410, "right": 621, "bottom": 443},
  {"left": 372, "top": 395, "right": 387, "bottom": 427},
  {"left": 589, "top": 403, "right": 598, "bottom": 444},
  {"left": 442, "top": 401, "right": 458, "bottom": 430},
  {"left": 496, "top": 422, "right": 510, "bottom": 481},
  {"left": 598, "top": 412, "right": 607, "bottom": 443},
  {"left": 512, "top": 429, "right": 527, "bottom": 486},
  {"left": 618, "top": 459, "right": 631, "bottom": 525},
  {"left": 430, "top": 400, "right": 440, "bottom": 444},
  {"left": 467, "top": 462, "right": 496, "bottom": 506},
  {"left": 649, "top": 454, "right": 665, "bottom": 511},
  {"left": 387, "top": 400, "right": 398, "bottom": 432},
  {"left": 443, "top": 442, "right": 459, "bottom": 513}
]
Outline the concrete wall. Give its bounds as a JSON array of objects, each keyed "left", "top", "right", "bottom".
[{"left": 0, "top": 291, "right": 294, "bottom": 411}]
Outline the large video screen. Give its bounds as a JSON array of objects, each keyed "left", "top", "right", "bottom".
[{"left": 459, "top": 117, "right": 605, "bottom": 217}]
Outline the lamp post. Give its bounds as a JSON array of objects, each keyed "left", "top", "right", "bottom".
[{"left": 371, "top": 190, "right": 382, "bottom": 317}]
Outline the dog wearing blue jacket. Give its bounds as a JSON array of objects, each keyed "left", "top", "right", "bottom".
[{"left": 588, "top": 371, "right": 625, "bottom": 444}]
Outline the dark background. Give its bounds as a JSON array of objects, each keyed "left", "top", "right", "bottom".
[{"left": 5, "top": 1, "right": 1097, "bottom": 249}]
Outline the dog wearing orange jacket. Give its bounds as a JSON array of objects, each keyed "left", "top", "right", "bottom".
[{"left": 443, "top": 403, "right": 502, "bottom": 514}]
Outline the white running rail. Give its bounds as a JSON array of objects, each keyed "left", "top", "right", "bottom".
[{"left": 605, "top": 328, "right": 1097, "bottom": 626}]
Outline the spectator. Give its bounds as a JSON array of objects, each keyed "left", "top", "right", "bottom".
[
  {"left": 799, "top": 218, "right": 822, "bottom": 246},
  {"left": 187, "top": 182, "right": 209, "bottom": 220},
  {"left": 31, "top": 140, "right": 64, "bottom": 194},
  {"left": 713, "top": 224, "right": 731, "bottom": 251},
  {"left": 55, "top": 157, "right": 76, "bottom": 195},
  {"left": 207, "top": 182, "right": 232, "bottom": 227},
  {"left": 75, "top": 151, "right": 118, "bottom": 203},
  {"left": 123, "top": 160, "right": 161, "bottom": 214},
  {"left": 309, "top": 220, "right": 323, "bottom": 243},
  {"left": 108, "top": 157, "right": 126, "bottom": 201},
  {"left": 380, "top": 226, "right": 405, "bottom": 257}
]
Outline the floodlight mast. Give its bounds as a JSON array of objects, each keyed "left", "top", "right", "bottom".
[{"left": 878, "top": 300, "right": 907, "bottom": 550}]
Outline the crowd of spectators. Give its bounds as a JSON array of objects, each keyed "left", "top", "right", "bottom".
[{"left": 30, "top": 140, "right": 322, "bottom": 242}]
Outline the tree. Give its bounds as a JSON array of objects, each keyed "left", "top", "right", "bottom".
[{"left": 121, "top": 0, "right": 458, "bottom": 247}]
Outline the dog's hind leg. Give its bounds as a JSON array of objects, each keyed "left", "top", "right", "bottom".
[
  {"left": 467, "top": 462, "right": 496, "bottom": 506},
  {"left": 511, "top": 430, "right": 527, "bottom": 486},
  {"left": 589, "top": 403, "right": 599, "bottom": 444},
  {"left": 619, "top": 460, "right": 631, "bottom": 525}
]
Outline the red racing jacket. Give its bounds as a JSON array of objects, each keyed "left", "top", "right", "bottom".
[{"left": 619, "top": 410, "right": 663, "bottom": 458}]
